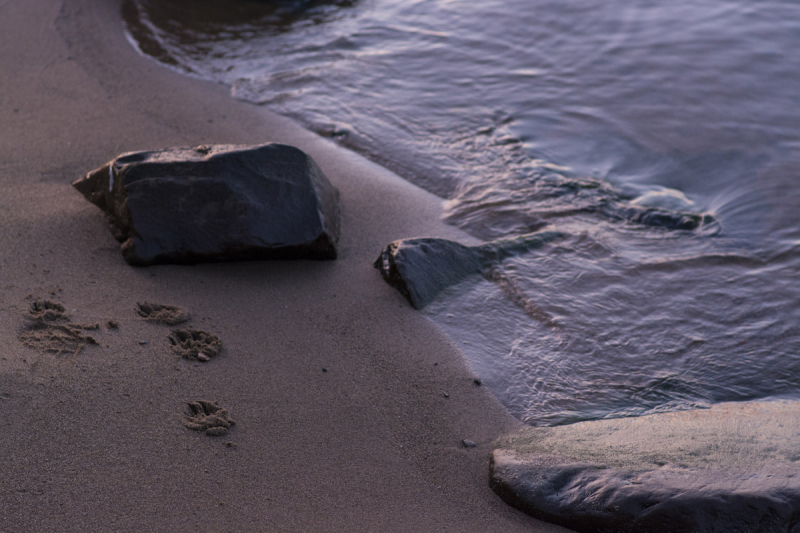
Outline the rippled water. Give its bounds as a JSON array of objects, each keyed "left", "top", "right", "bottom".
[{"left": 123, "top": 0, "right": 800, "bottom": 425}]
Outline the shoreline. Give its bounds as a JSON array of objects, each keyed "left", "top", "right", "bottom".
[{"left": 0, "top": 0, "right": 568, "bottom": 531}]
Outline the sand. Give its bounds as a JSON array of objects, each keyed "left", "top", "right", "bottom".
[{"left": 0, "top": 0, "right": 569, "bottom": 531}]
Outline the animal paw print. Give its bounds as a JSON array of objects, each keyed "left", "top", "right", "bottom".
[
  {"left": 136, "top": 302, "right": 190, "bottom": 325},
  {"left": 169, "top": 329, "right": 222, "bottom": 362},
  {"left": 184, "top": 400, "right": 235, "bottom": 436}
]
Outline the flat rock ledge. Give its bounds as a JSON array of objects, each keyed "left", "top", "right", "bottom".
[
  {"left": 73, "top": 143, "right": 340, "bottom": 266},
  {"left": 490, "top": 400, "right": 800, "bottom": 533}
]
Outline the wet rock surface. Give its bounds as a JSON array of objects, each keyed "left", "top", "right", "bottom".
[
  {"left": 490, "top": 400, "right": 800, "bottom": 533},
  {"left": 374, "top": 231, "right": 563, "bottom": 309},
  {"left": 73, "top": 143, "right": 340, "bottom": 266}
]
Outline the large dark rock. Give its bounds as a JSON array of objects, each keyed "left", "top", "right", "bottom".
[
  {"left": 374, "top": 231, "right": 564, "bottom": 308},
  {"left": 491, "top": 400, "right": 800, "bottom": 533},
  {"left": 73, "top": 143, "right": 340, "bottom": 266}
]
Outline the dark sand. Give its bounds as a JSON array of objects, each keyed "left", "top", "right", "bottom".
[{"left": 0, "top": 0, "right": 569, "bottom": 531}]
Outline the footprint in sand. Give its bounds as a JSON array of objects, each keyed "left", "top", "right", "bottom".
[
  {"left": 169, "top": 329, "right": 222, "bottom": 362},
  {"left": 135, "top": 303, "right": 221, "bottom": 361},
  {"left": 136, "top": 305, "right": 230, "bottom": 434},
  {"left": 135, "top": 302, "right": 190, "bottom": 325},
  {"left": 27, "top": 300, "right": 70, "bottom": 322},
  {"left": 19, "top": 300, "right": 98, "bottom": 357},
  {"left": 184, "top": 400, "right": 235, "bottom": 436}
]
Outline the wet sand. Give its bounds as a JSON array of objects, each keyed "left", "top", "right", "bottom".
[{"left": 0, "top": 0, "right": 569, "bottom": 531}]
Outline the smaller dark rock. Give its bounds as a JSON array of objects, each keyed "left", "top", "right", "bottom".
[
  {"left": 473, "top": 378, "right": 482, "bottom": 386},
  {"left": 374, "top": 238, "right": 481, "bottom": 309},
  {"left": 462, "top": 439, "right": 478, "bottom": 448},
  {"left": 374, "top": 231, "right": 564, "bottom": 309}
]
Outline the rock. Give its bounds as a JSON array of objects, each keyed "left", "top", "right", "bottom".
[
  {"left": 490, "top": 400, "right": 800, "bottom": 533},
  {"left": 374, "top": 231, "right": 564, "bottom": 309},
  {"left": 73, "top": 143, "right": 340, "bottom": 266},
  {"left": 462, "top": 439, "right": 478, "bottom": 448},
  {"left": 374, "top": 238, "right": 482, "bottom": 309}
]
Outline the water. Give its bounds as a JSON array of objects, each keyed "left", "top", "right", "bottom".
[{"left": 123, "top": 0, "right": 800, "bottom": 426}]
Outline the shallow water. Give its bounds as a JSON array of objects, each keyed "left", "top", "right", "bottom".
[{"left": 123, "top": 0, "right": 800, "bottom": 425}]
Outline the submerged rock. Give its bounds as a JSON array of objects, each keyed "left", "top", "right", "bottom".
[
  {"left": 374, "top": 231, "right": 564, "bottom": 309},
  {"left": 73, "top": 143, "right": 340, "bottom": 266},
  {"left": 490, "top": 400, "right": 800, "bottom": 533}
]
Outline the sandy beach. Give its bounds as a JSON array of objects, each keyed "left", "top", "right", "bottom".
[{"left": 0, "top": 0, "right": 569, "bottom": 531}]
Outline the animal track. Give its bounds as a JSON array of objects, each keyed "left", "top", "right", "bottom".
[
  {"left": 19, "top": 323, "right": 98, "bottom": 356},
  {"left": 169, "top": 329, "right": 222, "bottom": 362},
  {"left": 27, "top": 300, "right": 69, "bottom": 321},
  {"left": 184, "top": 400, "right": 235, "bottom": 436},
  {"left": 19, "top": 300, "right": 98, "bottom": 356},
  {"left": 136, "top": 302, "right": 190, "bottom": 325}
]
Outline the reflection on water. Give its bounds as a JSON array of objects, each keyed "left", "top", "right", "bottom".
[{"left": 123, "top": 0, "right": 800, "bottom": 426}]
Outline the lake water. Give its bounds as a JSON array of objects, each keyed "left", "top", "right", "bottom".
[{"left": 123, "top": 0, "right": 800, "bottom": 426}]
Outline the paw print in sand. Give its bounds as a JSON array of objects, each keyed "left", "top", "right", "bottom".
[
  {"left": 136, "top": 302, "right": 190, "bottom": 325},
  {"left": 184, "top": 400, "right": 235, "bottom": 436},
  {"left": 19, "top": 323, "right": 98, "bottom": 356},
  {"left": 19, "top": 300, "right": 97, "bottom": 357},
  {"left": 169, "top": 329, "right": 222, "bottom": 362},
  {"left": 28, "top": 300, "right": 70, "bottom": 321}
]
